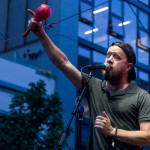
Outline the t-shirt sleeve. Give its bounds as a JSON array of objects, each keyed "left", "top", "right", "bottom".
[{"left": 138, "top": 91, "right": 150, "bottom": 122}]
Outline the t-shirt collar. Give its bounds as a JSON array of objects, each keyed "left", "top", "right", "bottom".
[{"left": 102, "top": 81, "right": 135, "bottom": 95}]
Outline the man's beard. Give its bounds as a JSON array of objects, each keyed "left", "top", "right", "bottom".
[{"left": 102, "top": 69, "right": 123, "bottom": 82}]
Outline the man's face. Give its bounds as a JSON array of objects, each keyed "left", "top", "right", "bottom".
[{"left": 102, "top": 45, "right": 129, "bottom": 82}]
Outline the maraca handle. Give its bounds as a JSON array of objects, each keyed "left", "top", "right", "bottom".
[{"left": 23, "top": 28, "right": 31, "bottom": 38}]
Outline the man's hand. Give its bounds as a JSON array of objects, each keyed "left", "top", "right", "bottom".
[
  {"left": 94, "top": 111, "right": 114, "bottom": 136},
  {"left": 27, "top": 9, "right": 44, "bottom": 37}
]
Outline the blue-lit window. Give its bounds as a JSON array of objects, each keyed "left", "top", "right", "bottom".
[
  {"left": 137, "top": 10, "right": 150, "bottom": 50},
  {"left": 79, "top": 0, "right": 94, "bottom": 42},
  {"left": 139, "top": 29, "right": 150, "bottom": 49},
  {"left": 108, "top": 1, "right": 124, "bottom": 39},
  {"left": 111, "top": 0, "right": 122, "bottom": 17},
  {"left": 79, "top": 0, "right": 93, "bottom": 24},
  {"left": 138, "top": 0, "right": 149, "bottom": 6},
  {"left": 78, "top": 46, "right": 91, "bottom": 59},
  {"left": 137, "top": 48, "right": 149, "bottom": 65},
  {"left": 111, "top": 16, "right": 124, "bottom": 37},
  {"left": 92, "top": 51, "right": 106, "bottom": 79},
  {"left": 139, "top": 10, "right": 149, "bottom": 30},
  {"left": 93, "top": 51, "right": 106, "bottom": 64},
  {"left": 78, "top": 46, "right": 91, "bottom": 73},
  {"left": 124, "top": 2, "right": 137, "bottom": 51},
  {"left": 78, "top": 21, "right": 93, "bottom": 42},
  {"left": 138, "top": 70, "right": 149, "bottom": 91},
  {"left": 93, "top": 3, "right": 109, "bottom": 48},
  {"left": 109, "top": 36, "right": 123, "bottom": 46},
  {"left": 94, "top": 0, "right": 108, "bottom": 6}
]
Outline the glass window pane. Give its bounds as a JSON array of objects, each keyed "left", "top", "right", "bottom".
[
  {"left": 124, "top": 3, "right": 137, "bottom": 53},
  {"left": 92, "top": 51, "right": 106, "bottom": 79},
  {"left": 93, "top": 4, "right": 109, "bottom": 48},
  {"left": 111, "top": 0, "right": 122, "bottom": 17},
  {"left": 94, "top": 0, "right": 109, "bottom": 6},
  {"left": 78, "top": 21, "right": 92, "bottom": 42},
  {"left": 109, "top": 35, "right": 123, "bottom": 46},
  {"left": 139, "top": 30, "right": 150, "bottom": 49},
  {"left": 78, "top": 46, "right": 90, "bottom": 58},
  {"left": 139, "top": 70, "right": 149, "bottom": 91},
  {"left": 137, "top": 48, "right": 149, "bottom": 65},
  {"left": 139, "top": 10, "right": 149, "bottom": 31},
  {"left": 78, "top": 46, "right": 90, "bottom": 72},
  {"left": 93, "top": 51, "right": 106, "bottom": 63},
  {"left": 80, "top": 1, "right": 93, "bottom": 22},
  {"left": 112, "top": 16, "right": 124, "bottom": 36},
  {"left": 138, "top": 0, "right": 149, "bottom": 5}
]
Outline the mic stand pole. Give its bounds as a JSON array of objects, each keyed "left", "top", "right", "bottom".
[
  {"left": 58, "top": 69, "right": 94, "bottom": 149},
  {"left": 76, "top": 103, "right": 84, "bottom": 150}
]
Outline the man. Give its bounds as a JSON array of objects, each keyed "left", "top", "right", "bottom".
[{"left": 27, "top": 9, "right": 150, "bottom": 150}]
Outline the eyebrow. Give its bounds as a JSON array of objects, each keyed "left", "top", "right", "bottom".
[{"left": 107, "top": 51, "right": 122, "bottom": 56}]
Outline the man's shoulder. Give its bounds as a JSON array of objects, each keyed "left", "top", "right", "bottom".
[{"left": 129, "top": 82, "right": 150, "bottom": 98}]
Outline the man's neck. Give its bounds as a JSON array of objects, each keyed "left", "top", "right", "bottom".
[{"left": 106, "top": 80, "right": 129, "bottom": 96}]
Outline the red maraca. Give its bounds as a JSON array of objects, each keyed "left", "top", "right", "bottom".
[{"left": 23, "top": 4, "right": 51, "bottom": 38}]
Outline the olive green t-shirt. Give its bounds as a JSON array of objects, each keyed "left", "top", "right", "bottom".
[{"left": 82, "top": 73, "right": 150, "bottom": 150}]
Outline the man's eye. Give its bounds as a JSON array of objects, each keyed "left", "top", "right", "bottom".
[
  {"left": 106, "top": 53, "right": 111, "bottom": 58},
  {"left": 114, "top": 55, "right": 120, "bottom": 60}
]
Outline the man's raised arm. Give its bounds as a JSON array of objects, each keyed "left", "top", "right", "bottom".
[{"left": 28, "top": 9, "right": 82, "bottom": 91}]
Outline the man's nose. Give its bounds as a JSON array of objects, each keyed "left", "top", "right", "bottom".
[{"left": 106, "top": 55, "right": 113, "bottom": 63}]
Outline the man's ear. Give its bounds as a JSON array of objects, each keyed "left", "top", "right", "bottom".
[{"left": 127, "top": 63, "right": 133, "bottom": 71}]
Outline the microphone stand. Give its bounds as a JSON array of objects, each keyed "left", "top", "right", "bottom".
[{"left": 58, "top": 69, "right": 94, "bottom": 149}]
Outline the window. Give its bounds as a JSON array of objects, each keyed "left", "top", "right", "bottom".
[
  {"left": 79, "top": 0, "right": 93, "bottom": 24},
  {"left": 137, "top": 48, "right": 149, "bottom": 65},
  {"left": 78, "top": 0, "right": 94, "bottom": 42},
  {"left": 108, "top": 0, "right": 124, "bottom": 39},
  {"left": 78, "top": 46, "right": 91, "bottom": 73},
  {"left": 124, "top": 3, "right": 137, "bottom": 51},
  {"left": 138, "top": 0, "right": 149, "bottom": 6},
  {"left": 78, "top": 21, "right": 93, "bottom": 42},
  {"left": 111, "top": 0, "right": 122, "bottom": 17},
  {"left": 137, "top": 10, "right": 150, "bottom": 50},
  {"left": 138, "top": 29, "right": 150, "bottom": 49},
  {"left": 138, "top": 70, "right": 149, "bottom": 91},
  {"left": 93, "top": 3, "right": 109, "bottom": 48},
  {"left": 92, "top": 51, "right": 106, "bottom": 79}
]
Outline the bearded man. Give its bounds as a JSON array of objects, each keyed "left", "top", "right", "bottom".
[{"left": 27, "top": 9, "right": 150, "bottom": 150}]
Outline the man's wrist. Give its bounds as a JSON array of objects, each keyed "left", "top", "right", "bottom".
[
  {"left": 111, "top": 126, "right": 118, "bottom": 147},
  {"left": 111, "top": 126, "right": 118, "bottom": 137}
]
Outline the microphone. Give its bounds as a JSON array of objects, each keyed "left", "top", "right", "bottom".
[{"left": 83, "top": 63, "right": 110, "bottom": 70}]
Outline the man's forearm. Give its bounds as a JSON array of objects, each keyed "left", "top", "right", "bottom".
[{"left": 115, "top": 129, "right": 150, "bottom": 146}]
